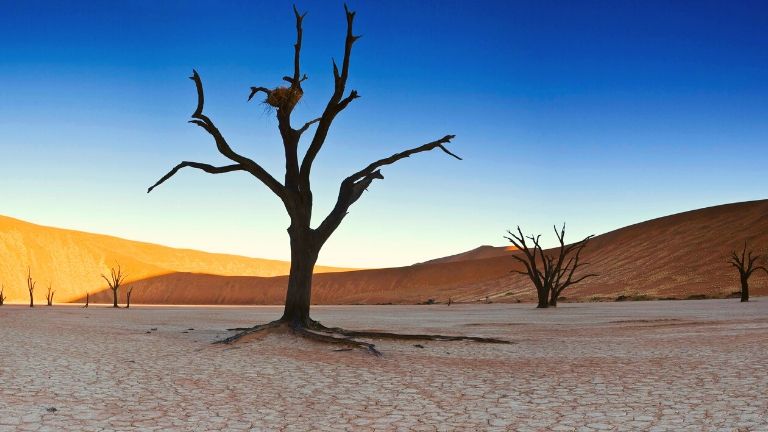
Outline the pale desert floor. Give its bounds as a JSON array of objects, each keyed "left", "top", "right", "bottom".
[{"left": 0, "top": 299, "right": 766, "bottom": 431}]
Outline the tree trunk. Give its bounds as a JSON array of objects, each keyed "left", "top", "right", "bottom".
[
  {"left": 29, "top": 291, "right": 33, "bottom": 308},
  {"left": 112, "top": 288, "right": 119, "bottom": 308},
  {"left": 740, "top": 277, "right": 749, "bottom": 302},
  {"left": 548, "top": 296, "right": 558, "bottom": 307},
  {"left": 280, "top": 228, "right": 319, "bottom": 326},
  {"left": 536, "top": 286, "right": 549, "bottom": 308}
]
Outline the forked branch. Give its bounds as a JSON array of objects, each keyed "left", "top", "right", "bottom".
[
  {"left": 728, "top": 241, "right": 766, "bottom": 277},
  {"left": 315, "top": 135, "right": 460, "bottom": 242},
  {"left": 149, "top": 71, "right": 286, "bottom": 200},
  {"left": 147, "top": 162, "right": 244, "bottom": 193},
  {"left": 347, "top": 135, "right": 460, "bottom": 184},
  {"left": 298, "top": 4, "right": 362, "bottom": 190},
  {"left": 506, "top": 224, "right": 595, "bottom": 308}
]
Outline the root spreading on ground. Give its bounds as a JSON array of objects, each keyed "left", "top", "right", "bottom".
[{"left": 215, "top": 319, "right": 513, "bottom": 356}]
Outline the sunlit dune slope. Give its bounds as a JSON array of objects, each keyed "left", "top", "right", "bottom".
[
  {"left": 79, "top": 200, "right": 768, "bottom": 305},
  {"left": 0, "top": 216, "right": 348, "bottom": 303},
  {"left": 417, "top": 245, "right": 518, "bottom": 265}
]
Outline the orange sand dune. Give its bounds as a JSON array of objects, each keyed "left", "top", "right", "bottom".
[
  {"left": 79, "top": 199, "right": 768, "bottom": 305},
  {"left": 0, "top": 215, "right": 349, "bottom": 303}
]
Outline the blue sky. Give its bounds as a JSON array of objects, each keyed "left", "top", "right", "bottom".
[{"left": 1, "top": 1, "right": 766, "bottom": 267}]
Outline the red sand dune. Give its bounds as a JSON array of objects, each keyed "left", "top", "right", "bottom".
[
  {"left": 68, "top": 199, "right": 768, "bottom": 305},
  {"left": 0, "top": 215, "right": 349, "bottom": 304}
]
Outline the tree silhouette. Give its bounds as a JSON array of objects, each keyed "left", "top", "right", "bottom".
[
  {"left": 0, "top": 284, "right": 5, "bottom": 306},
  {"left": 101, "top": 264, "right": 127, "bottom": 308},
  {"left": 506, "top": 224, "right": 595, "bottom": 308},
  {"left": 147, "top": 5, "right": 507, "bottom": 353},
  {"left": 728, "top": 242, "right": 766, "bottom": 302},
  {"left": 125, "top": 285, "right": 134, "bottom": 309},
  {"left": 83, "top": 292, "right": 89, "bottom": 308},
  {"left": 27, "top": 268, "right": 35, "bottom": 308},
  {"left": 45, "top": 283, "right": 55, "bottom": 306}
]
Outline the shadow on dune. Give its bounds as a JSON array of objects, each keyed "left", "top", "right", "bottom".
[{"left": 71, "top": 200, "right": 768, "bottom": 306}]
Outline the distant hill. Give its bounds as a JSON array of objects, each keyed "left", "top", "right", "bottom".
[
  {"left": 0, "top": 215, "right": 349, "bottom": 303},
  {"left": 73, "top": 200, "right": 768, "bottom": 305}
]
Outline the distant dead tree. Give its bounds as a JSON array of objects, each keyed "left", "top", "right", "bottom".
[
  {"left": 125, "top": 285, "right": 134, "bottom": 309},
  {"left": 83, "top": 292, "right": 89, "bottom": 308},
  {"left": 506, "top": 224, "right": 596, "bottom": 308},
  {"left": 0, "top": 284, "right": 6, "bottom": 306},
  {"left": 45, "top": 283, "right": 55, "bottom": 306},
  {"left": 144, "top": 5, "right": 508, "bottom": 353},
  {"left": 27, "top": 268, "right": 36, "bottom": 308},
  {"left": 101, "top": 264, "right": 127, "bottom": 308},
  {"left": 728, "top": 242, "right": 766, "bottom": 302}
]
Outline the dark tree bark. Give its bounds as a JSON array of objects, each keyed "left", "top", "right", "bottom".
[
  {"left": 126, "top": 286, "right": 134, "bottom": 309},
  {"left": 45, "top": 283, "right": 55, "bottom": 306},
  {"left": 506, "top": 224, "right": 596, "bottom": 308},
  {"left": 144, "top": 6, "right": 503, "bottom": 353},
  {"left": 83, "top": 292, "right": 89, "bottom": 308},
  {"left": 101, "top": 264, "right": 127, "bottom": 308},
  {"left": 505, "top": 228, "right": 550, "bottom": 308},
  {"left": 0, "top": 285, "right": 5, "bottom": 306},
  {"left": 27, "top": 268, "right": 35, "bottom": 308},
  {"left": 728, "top": 242, "right": 766, "bottom": 303},
  {"left": 547, "top": 225, "right": 595, "bottom": 307}
]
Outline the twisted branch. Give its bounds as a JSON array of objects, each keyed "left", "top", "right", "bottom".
[
  {"left": 149, "top": 70, "right": 285, "bottom": 200},
  {"left": 315, "top": 135, "right": 460, "bottom": 243}
]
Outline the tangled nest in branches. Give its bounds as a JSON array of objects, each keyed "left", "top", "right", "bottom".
[{"left": 266, "top": 86, "right": 303, "bottom": 109}]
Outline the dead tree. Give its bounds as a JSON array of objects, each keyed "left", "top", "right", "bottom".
[
  {"left": 27, "top": 268, "right": 36, "bottom": 308},
  {"left": 147, "top": 5, "right": 508, "bottom": 353},
  {"left": 0, "top": 284, "right": 6, "bottom": 306},
  {"left": 83, "top": 292, "right": 89, "bottom": 308},
  {"left": 728, "top": 242, "right": 766, "bottom": 302},
  {"left": 547, "top": 225, "right": 596, "bottom": 307},
  {"left": 506, "top": 224, "right": 595, "bottom": 308},
  {"left": 46, "top": 283, "right": 55, "bottom": 306},
  {"left": 101, "top": 264, "right": 127, "bottom": 308},
  {"left": 125, "top": 286, "right": 134, "bottom": 309}
]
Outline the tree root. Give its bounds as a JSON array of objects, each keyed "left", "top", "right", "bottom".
[{"left": 215, "top": 318, "right": 512, "bottom": 355}]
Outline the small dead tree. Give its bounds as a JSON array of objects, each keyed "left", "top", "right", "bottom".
[
  {"left": 27, "top": 268, "right": 36, "bottom": 308},
  {"left": 125, "top": 286, "right": 134, "bottom": 309},
  {"left": 0, "top": 284, "right": 6, "bottom": 306},
  {"left": 145, "top": 5, "right": 509, "bottom": 353},
  {"left": 547, "top": 225, "right": 596, "bottom": 307},
  {"left": 728, "top": 242, "right": 766, "bottom": 302},
  {"left": 45, "top": 283, "right": 55, "bottom": 306},
  {"left": 506, "top": 224, "right": 596, "bottom": 308},
  {"left": 101, "top": 264, "right": 127, "bottom": 308},
  {"left": 83, "top": 292, "right": 89, "bottom": 308}
]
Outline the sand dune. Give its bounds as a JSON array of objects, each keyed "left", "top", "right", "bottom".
[
  {"left": 0, "top": 215, "right": 348, "bottom": 303},
  {"left": 71, "top": 199, "right": 768, "bottom": 305}
]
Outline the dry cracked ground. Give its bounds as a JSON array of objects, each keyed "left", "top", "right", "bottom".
[{"left": 0, "top": 299, "right": 767, "bottom": 431}]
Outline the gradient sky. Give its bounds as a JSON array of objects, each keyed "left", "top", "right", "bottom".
[{"left": 1, "top": 1, "right": 766, "bottom": 268}]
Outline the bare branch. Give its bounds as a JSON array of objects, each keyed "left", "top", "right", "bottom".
[
  {"left": 150, "top": 70, "right": 286, "bottom": 200},
  {"left": 298, "top": 5, "right": 362, "bottom": 192},
  {"left": 313, "top": 135, "right": 460, "bottom": 243},
  {"left": 147, "top": 162, "right": 244, "bottom": 193},
  {"left": 297, "top": 117, "right": 321, "bottom": 135},
  {"left": 569, "top": 273, "right": 598, "bottom": 285},
  {"left": 508, "top": 224, "right": 595, "bottom": 307},
  {"left": 291, "top": 5, "right": 308, "bottom": 88},
  {"left": 248, "top": 86, "right": 271, "bottom": 102},
  {"left": 347, "top": 135, "right": 460, "bottom": 184}
]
